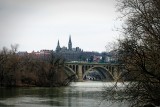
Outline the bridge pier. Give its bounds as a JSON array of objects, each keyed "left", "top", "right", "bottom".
[{"left": 77, "top": 65, "right": 83, "bottom": 81}]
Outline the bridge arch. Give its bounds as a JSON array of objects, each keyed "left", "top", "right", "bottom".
[
  {"left": 64, "top": 66, "right": 77, "bottom": 77},
  {"left": 64, "top": 62, "right": 122, "bottom": 81},
  {"left": 83, "top": 66, "right": 114, "bottom": 81}
]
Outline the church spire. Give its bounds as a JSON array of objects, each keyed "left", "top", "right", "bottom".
[
  {"left": 69, "top": 35, "right": 71, "bottom": 43},
  {"left": 68, "top": 35, "right": 72, "bottom": 50},
  {"left": 57, "top": 40, "right": 60, "bottom": 47},
  {"left": 56, "top": 40, "right": 61, "bottom": 52}
]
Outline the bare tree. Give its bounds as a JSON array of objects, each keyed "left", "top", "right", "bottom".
[
  {"left": 0, "top": 46, "right": 19, "bottom": 86},
  {"left": 0, "top": 45, "right": 67, "bottom": 87},
  {"left": 10, "top": 44, "right": 19, "bottom": 54},
  {"left": 104, "top": 0, "right": 160, "bottom": 107},
  {"left": 0, "top": 47, "right": 8, "bottom": 86}
]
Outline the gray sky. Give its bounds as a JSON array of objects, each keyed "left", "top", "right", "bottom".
[{"left": 0, "top": 0, "right": 121, "bottom": 52}]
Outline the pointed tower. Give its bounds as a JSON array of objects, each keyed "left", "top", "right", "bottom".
[
  {"left": 56, "top": 40, "right": 61, "bottom": 52},
  {"left": 68, "top": 35, "right": 72, "bottom": 51}
]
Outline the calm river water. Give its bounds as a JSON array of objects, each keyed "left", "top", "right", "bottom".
[{"left": 0, "top": 82, "right": 129, "bottom": 107}]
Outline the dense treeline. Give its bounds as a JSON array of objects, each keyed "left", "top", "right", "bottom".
[{"left": 0, "top": 45, "right": 68, "bottom": 87}]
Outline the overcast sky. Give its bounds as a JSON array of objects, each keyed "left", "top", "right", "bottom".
[{"left": 0, "top": 0, "right": 121, "bottom": 52}]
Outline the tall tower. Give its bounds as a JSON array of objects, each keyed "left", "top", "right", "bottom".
[
  {"left": 56, "top": 40, "right": 61, "bottom": 52},
  {"left": 68, "top": 35, "right": 72, "bottom": 51}
]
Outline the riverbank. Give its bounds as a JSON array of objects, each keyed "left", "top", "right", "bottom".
[{"left": 0, "top": 82, "right": 69, "bottom": 88}]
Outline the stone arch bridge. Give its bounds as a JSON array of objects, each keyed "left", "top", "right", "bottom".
[{"left": 64, "top": 62, "right": 123, "bottom": 81}]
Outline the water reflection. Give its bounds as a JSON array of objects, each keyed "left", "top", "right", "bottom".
[{"left": 0, "top": 82, "right": 129, "bottom": 107}]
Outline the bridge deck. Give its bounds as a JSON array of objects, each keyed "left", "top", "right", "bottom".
[{"left": 65, "top": 62, "right": 119, "bottom": 66}]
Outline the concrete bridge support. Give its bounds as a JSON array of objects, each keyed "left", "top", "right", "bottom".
[{"left": 77, "top": 65, "right": 83, "bottom": 81}]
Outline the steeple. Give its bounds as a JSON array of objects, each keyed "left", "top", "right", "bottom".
[
  {"left": 57, "top": 40, "right": 60, "bottom": 47},
  {"left": 68, "top": 35, "right": 72, "bottom": 50},
  {"left": 56, "top": 40, "right": 61, "bottom": 52}
]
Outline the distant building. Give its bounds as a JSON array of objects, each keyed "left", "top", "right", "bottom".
[
  {"left": 17, "top": 35, "right": 117, "bottom": 63},
  {"left": 17, "top": 51, "right": 28, "bottom": 56},
  {"left": 55, "top": 35, "right": 82, "bottom": 53},
  {"left": 54, "top": 35, "right": 102, "bottom": 62},
  {"left": 21, "top": 49, "right": 52, "bottom": 60},
  {"left": 105, "top": 50, "right": 118, "bottom": 63}
]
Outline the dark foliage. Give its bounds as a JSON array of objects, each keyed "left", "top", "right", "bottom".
[{"left": 0, "top": 46, "right": 68, "bottom": 87}]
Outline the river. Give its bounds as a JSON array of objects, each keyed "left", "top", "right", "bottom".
[{"left": 0, "top": 82, "right": 129, "bottom": 107}]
